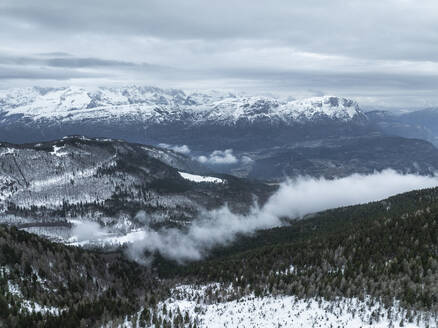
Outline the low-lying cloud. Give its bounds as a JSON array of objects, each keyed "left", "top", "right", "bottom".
[
  {"left": 71, "top": 221, "right": 105, "bottom": 242},
  {"left": 158, "top": 143, "right": 191, "bottom": 155},
  {"left": 198, "top": 149, "right": 239, "bottom": 165},
  {"left": 127, "top": 170, "right": 438, "bottom": 263}
]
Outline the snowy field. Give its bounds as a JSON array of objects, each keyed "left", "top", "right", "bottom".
[
  {"left": 108, "top": 284, "right": 438, "bottom": 328},
  {"left": 178, "top": 171, "right": 224, "bottom": 184}
]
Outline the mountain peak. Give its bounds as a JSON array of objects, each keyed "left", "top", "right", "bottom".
[{"left": 284, "top": 96, "right": 362, "bottom": 120}]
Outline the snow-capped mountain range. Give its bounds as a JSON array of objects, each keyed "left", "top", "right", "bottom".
[
  {"left": 0, "top": 86, "right": 364, "bottom": 124},
  {"left": 2, "top": 85, "right": 438, "bottom": 181}
]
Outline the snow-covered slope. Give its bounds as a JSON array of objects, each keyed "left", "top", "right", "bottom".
[
  {"left": 0, "top": 136, "right": 274, "bottom": 244},
  {"left": 108, "top": 283, "right": 437, "bottom": 328},
  {"left": 178, "top": 171, "right": 224, "bottom": 184},
  {"left": 0, "top": 86, "right": 364, "bottom": 124}
]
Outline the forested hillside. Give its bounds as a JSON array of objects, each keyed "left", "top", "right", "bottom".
[
  {"left": 0, "top": 225, "right": 169, "bottom": 327},
  {"left": 158, "top": 187, "right": 438, "bottom": 325},
  {"left": 1, "top": 187, "right": 438, "bottom": 327}
]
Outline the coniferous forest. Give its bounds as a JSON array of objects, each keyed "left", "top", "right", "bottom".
[{"left": 1, "top": 186, "right": 438, "bottom": 327}]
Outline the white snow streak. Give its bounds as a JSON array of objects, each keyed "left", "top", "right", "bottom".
[{"left": 178, "top": 171, "right": 224, "bottom": 184}]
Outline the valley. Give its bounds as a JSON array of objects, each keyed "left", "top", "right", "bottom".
[
  {"left": 2, "top": 1, "right": 438, "bottom": 326},
  {"left": 0, "top": 87, "right": 438, "bottom": 328}
]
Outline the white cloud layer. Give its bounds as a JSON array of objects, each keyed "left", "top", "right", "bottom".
[
  {"left": 158, "top": 143, "right": 191, "bottom": 155},
  {"left": 71, "top": 221, "right": 105, "bottom": 242},
  {"left": 197, "top": 149, "right": 238, "bottom": 165},
  {"left": 127, "top": 170, "right": 438, "bottom": 263}
]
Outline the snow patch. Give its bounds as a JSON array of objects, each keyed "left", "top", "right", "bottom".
[
  {"left": 8, "top": 281, "right": 22, "bottom": 297},
  {"left": 178, "top": 171, "right": 224, "bottom": 184},
  {"left": 50, "top": 145, "right": 68, "bottom": 157},
  {"left": 20, "top": 300, "right": 63, "bottom": 316},
  {"left": 0, "top": 148, "right": 15, "bottom": 156}
]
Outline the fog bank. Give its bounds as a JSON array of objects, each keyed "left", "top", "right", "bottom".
[{"left": 128, "top": 170, "right": 438, "bottom": 262}]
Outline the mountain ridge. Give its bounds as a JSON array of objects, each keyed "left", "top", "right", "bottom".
[
  {"left": 366, "top": 107, "right": 438, "bottom": 146},
  {"left": 2, "top": 86, "right": 438, "bottom": 181},
  {"left": 0, "top": 86, "right": 365, "bottom": 125},
  {"left": 0, "top": 136, "right": 275, "bottom": 244}
]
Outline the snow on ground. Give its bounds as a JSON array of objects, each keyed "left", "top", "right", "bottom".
[
  {"left": 30, "top": 166, "right": 98, "bottom": 191},
  {"left": 110, "top": 284, "right": 438, "bottom": 328},
  {"left": 0, "top": 87, "right": 362, "bottom": 124},
  {"left": 0, "top": 148, "right": 15, "bottom": 156},
  {"left": 20, "top": 300, "right": 63, "bottom": 316},
  {"left": 4, "top": 275, "right": 63, "bottom": 315},
  {"left": 0, "top": 175, "right": 15, "bottom": 204},
  {"left": 163, "top": 293, "right": 436, "bottom": 328},
  {"left": 181, "top": 295, "right": 433, "bottom": 328},
  {"left": 178, "top": 171, "right": 224, "bottom": 184},
  {"left": 50, "top": 145, "right": 68, "bottom": 157},
  {"left": 7, "top": 280, "right": 22, "bottom": 297}
]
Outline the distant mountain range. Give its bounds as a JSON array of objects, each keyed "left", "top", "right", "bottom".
[
  {"left": 366, "top": 107, "right": 438, "bottom": 146},
  {"left": 0, "top": 86, "right": 369, "bottom": 147},
  {"left": 1, "top": 86, "right": 438, "bottom": 180},
  {"left": 0, "top": 86, "right": 364, "bottom": 125}
]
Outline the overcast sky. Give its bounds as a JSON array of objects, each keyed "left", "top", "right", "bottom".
[{"left": 1, "top": 0, "right": 437, "bottom": 109}]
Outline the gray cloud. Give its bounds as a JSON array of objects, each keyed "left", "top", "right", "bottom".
[
  {"left": 0, "top": 53, "right": 178, "bottom": 85},
  {"left": 0, "top": 0, "right": 437, "bottom": 108},
  {"left": 198, "top": 149, "right": 239, "bottom": 165},
  {"left": 36, "top": 52, "right": 72, "bottom": 57},
  {"left": 215, "top": 68, "right": 438, "bottom": 92},
  {"left": 0, "top": 54, "right": 171, "bottom": 70},
  {"left": 46, "top": 57, "right": 137, "bottom": 68},
  {"left": 2, "top": 0, "right": 437, "bottom": 61},
  {"left": 0, "top": 65, "right": 101, "bottom": 80}
]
